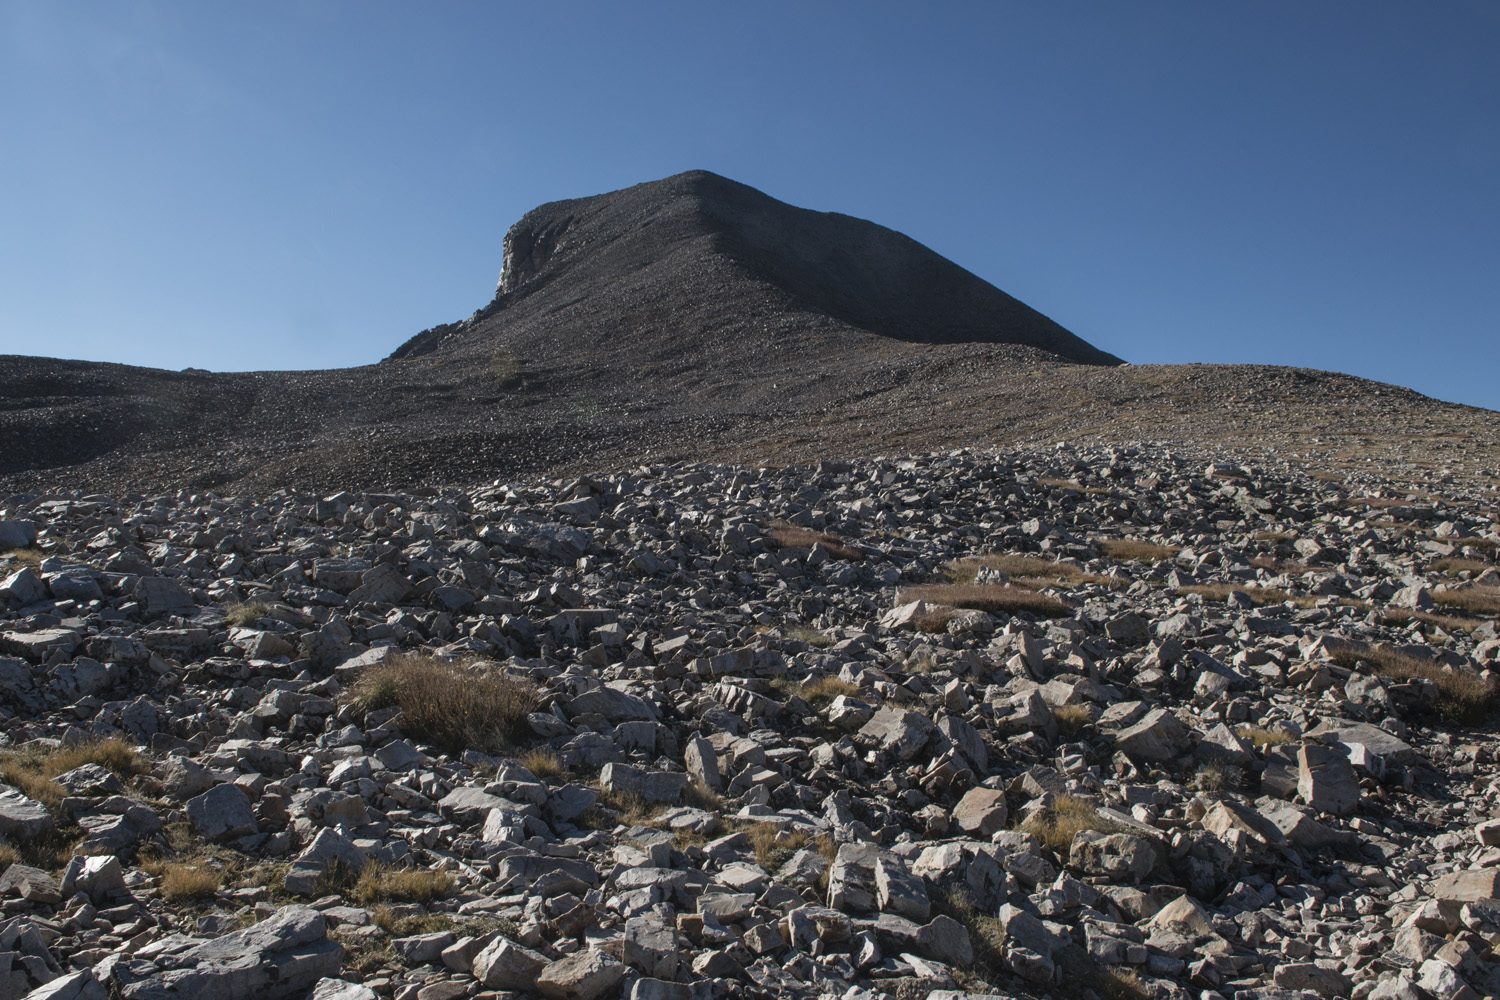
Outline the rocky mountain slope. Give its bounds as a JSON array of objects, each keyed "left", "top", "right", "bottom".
[
  {"left": 4, "top": 171, "right": 1497, "bottom": 496},
  {"left": 2, "top": 445, "right": 1499, "bottom": 1000}
]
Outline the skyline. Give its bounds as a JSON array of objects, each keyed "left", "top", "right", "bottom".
[{"left": 1, "top": 2, "right": 1497, "bottom": 410}]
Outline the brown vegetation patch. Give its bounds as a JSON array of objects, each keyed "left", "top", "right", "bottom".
[
  {"left": 766, "top": 522, "right": 863, "bottom": 561},
  {"left": 1020, "top": 794, "right": 1120, "bottom": 854},
  {"left": 1433, "top": 558, "right": 1493, "bottom": 577},
  {"left": 0, "top": 738, "right": 151, "bottom": 814},
  {"left": 1176, "top": 584, "right": 1314, "bottom": 608},
  {"left": 1095, "top": 538, "right": 1180, "bottom": 563},
  {"left": 223, "top": 601, "right": 271, "bottom": 627},
  {"left": 945, "top": 553, "right": 1115, "bottom": 589},
  {"left": 160, "top": 864, "right": 223, "bottom": 902},
  {"left": 351, "top": 863, "right": 455, "bottom": 906},
  {"left": 1329, "top": 645, "right": 1495, "bottom": 723},
  {"left": 1433, "top": 585, "right": 1500, "bottom": 617},
  {"left": 350, "top": 654, "right": 537, "bottom": 754},
  {"left": 900, "top": 583, "right": 1075, "bottom": 619}
]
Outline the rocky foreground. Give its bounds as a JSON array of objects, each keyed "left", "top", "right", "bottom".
[{"left": 1, "top": 447, "right": 1499, "bottom": 1000}]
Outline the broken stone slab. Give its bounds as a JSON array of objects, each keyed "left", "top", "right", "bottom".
[
  {"left": 1114, "top": 707, "right": 1190, "bottom": 762},
  {"left": 0, "top": 788, "right": 53, "bottom": 840},
  {"left": 1069, "top": 830, "right": 1157, "bottom": 882},
  {"left": 1297, "top": 743, "right": 1360, "bottom": 817},
  {"left": 534, "top": 949, "right": 625, "bottom": 1000},
  {"left": 599, "top": 762, "right": 687, "bottom": 804},
  {"left": 471, "top": 936, "right": 548, "bottom": 990},
  {"left": 951, "top": 787, "right": 1008, "bottom": 837},
  {"left": 119, "top": 905, "right": 343, "bottom": 1000},
  {"left": 858, "top": 707, "right": 935, "bottom": 760},
  {"left": 185, "top": 783, "right": 258, "bottom": 842}
]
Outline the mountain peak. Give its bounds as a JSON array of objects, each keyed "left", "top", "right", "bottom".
[{"left": 395, "top": 171, "right": 1120, "bottom": 366}]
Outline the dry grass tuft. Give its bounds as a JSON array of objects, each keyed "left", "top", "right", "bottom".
[
  {"left": 797, "top": 675, "right": 859, "bottom": 704},
  {"left": 944, "top": 553, "right": 1116, "bottom": 589},
  {"left": 731, "top": 822, "right": 836, "bottom": 873},
  {"left": 766, "top": 522, "right": 863, "bottom": 561},
  {"left": 1051, "top": 704, "right": 1094, "bottom": 734},
  {"left": 160, "top": 864, "right": 223, "bottom": 901},
  {"left": 1095, "top": 538, "right": 1180, "bottom": 563},
  {"left": 351, "top": 863, "right": 454, "bottom": 906},
  {"left": 0, "top": 844, "right": 19, "bottom": 867},
  {"left": 1176, "top": 583, "right": 1315, "bottom": 608},
  {"left": 786, "top": 624, "right": 836, "bottom": 648},
  {"left": 1020, "top": 794, "right": 1117, "bottom": 854},
  {"left": 224, "top": 601, "right": 272, "bottom": 627},
  {"left": 1432, "top": 585, "right": 1500, "bottom": 617},
  {"left": 1238, "top": 726, "right": 1293, "bottom": 747},
  {"left": 350, "top": 654, "right": 537, "bottom": 754},
  {"left": 682, "top": 779, "right": 723, "bottom": 812},
  {"left": 517, "top": 748, "right": 566, "bottom": 779},
  {"left": 1433, "top": 558, "right": 1492, "bottom": 577},
  {"left": 1096, "top": 965, "right": 1152, "bottom": 1000},
  {"left": 2, "top": 548, "right": 46, "bottom": 569},
  {"left": 900, "top": 583, "right": 1075, "bottom": 619},
  {"left": 1328, "top": 646, "right": 1495, "bottom": 723},
  {"left": 0, "top": 738, "right": 150, "bottom": 814}
]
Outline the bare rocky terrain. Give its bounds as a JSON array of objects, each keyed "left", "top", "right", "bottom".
[
  {"left": 3, "top": 173, "right": 1500, "bottom": 1000},
  {"left": 2, "top": 445, "right": 1499, "bottom": 1000}
]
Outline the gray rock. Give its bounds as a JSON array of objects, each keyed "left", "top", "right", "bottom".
[{"left": 185, "top": 783, "right": 258, "bottom": 841}]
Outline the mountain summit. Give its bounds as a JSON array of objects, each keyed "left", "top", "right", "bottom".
[
  {"left": 389, "top": 170, "right": 1121, "bottom": 366},
  {"left": 2, "top": 170, "right": 1491, "bottom": 494}
]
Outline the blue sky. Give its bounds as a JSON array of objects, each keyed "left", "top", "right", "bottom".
[{"left": 2, "top": 2, "right": 1496, "bottom": 410}]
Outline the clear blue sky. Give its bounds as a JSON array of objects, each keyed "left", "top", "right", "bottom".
[{"left": 2, "top": 2, "right": 1496, "bottom": 410}]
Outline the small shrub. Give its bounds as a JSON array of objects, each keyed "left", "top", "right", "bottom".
[
  {"left": 349, "top": 655, "right": 537, "bottom": 754},
  {"left": 351, "top": 864, "right": 454, "bottom": 906},
  {"left": 371, "top": 906, "right": 456, "bottom": 936},
  {"left": 224, "top": 601, "right": 271, "bottom": 627},
  {"left": 1020, "top": 794, "right": 1117, "bottom": 854},
  {"left": 766, "top": 522, "right": 863, "bottom": 561},
  {"left": 1329, "top": 646, "right": 1494, "bottom": 723},
  {"left": 161, "top": 864, "right": 223, "bottom": 901},
  {"left": 1096, "top": 965, "right": 1152, "bottom": 1000},
  {"left": 1192, "top": 761, "right": 1242, "bottom": 792},
  {"left": 517, "top": 748, "right": 565, "bottom": 780},
  {"left": 899, "top": 583, "right": 1074, "bottom": 619}
]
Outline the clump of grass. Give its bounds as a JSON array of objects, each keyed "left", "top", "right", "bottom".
[
  {"left": 160, "top": 863, "right": 223, "bottom": 901},
  {"left": 1052, "top": 704, "right": 1094, "bottom": 735},
  {"left": 1253, "top": 530, "right": 1296, "bottom": 542},
  {"left": 899, "top": 583, "right": 1075, "bottom": 619},
  {"left": 731, "top": 822, "right": 836, "bottom": 874},
  {"left": 1433, "top": 558, "right": 1492, "bottom": 577},
  {"left": 333, "top": 931, "right": 395, "bottom": 975},
  {"left": 1095, "top": 538, "right": 1180, "bottom": 563},
  {"left": 517, "top": 748, "right": 566, "bottom": 780},
  {"left": 0, "top": 737, "right": 150, "bottom": 813},
  {"left": 786, "top": 624, "right": 835, "bottom": 648},
  {"left": 2, "top": 548, "right": 46, "bottom": 569},
  {"left": 766, "top": 522, "right": 864, "bottom": 561},
  {"left": 593, "top": 788, "right": 662, "bottom": 827},
  {"left": 1238, "top": 726, "right": 1293, "bottom": 747},
  {"left": 1176, "top": 583, "right": 1314, "bottom": 608},
  {"left": 932, "top": 890, "right": 1007, "bottom": 984},
  {"left": 944, "top": 553, "right": 1116, "bottom": 590},
  {"left": 1433, "top": 585, "right": 1500, "bottom": 617},
  {"left": 1329, "top": 646, "right": 1495, "bottom": 723},
  {"left": 1380, "top": 607, "right": 1489, "bottom": 633},
  {"left": 682, "top": 779, "right": 723, "bottom": 812},
  {"left": 910, "top": 607, "right": 961, "bottom": 633},
  {"left": 797, "top": 675, "right": 859, "bottom": 705},
  {"left": 0, "top": 844, "right": 19, "bottom": 867},
  {"left": 224, "top": 601, "right": 272, "bottom": 627},
  {"left": 351, "top": 863, "right": 454, "bottom": 906},
  {"left": 1096, "top": 965, "right": 1152, "bottom": 1000},
  {"left": 1192, "top": 761, "right": 1242, "bottom": 792},
  {"left": 371, "top": 906, "right": 456, "bottom": 936},
  {"left": 1019, "top": 794, "right": 1117, "bottom": 854},
  {"left": 349, "top": 654, "right": 537, "bottom": 754}
]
